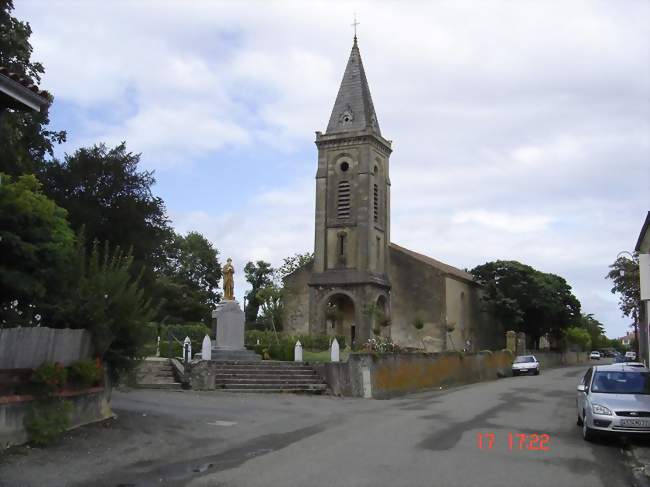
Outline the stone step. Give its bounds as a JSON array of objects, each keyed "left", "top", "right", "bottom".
[
  {"left": 212, "top": 361, "right": 314, "bottom": 367},
  {"left": 212, "top": 365, "right": 316, "bottom": 372},
  {"left": 221, "top": 388, "right": 327, "bottom": 394},
  {"left": 216, "top": 378, "right": 325, "bottom": 385},
  {"left": 136, "top": 382, "right": 182, "bottom": 390},
  {"left": 213, "top": 373, "right": 318, "bottom": 380},
  {"left": 222, "top": 384, "right": 327, "bottom": 391},
  {"left": 212, "top": 368, "right": 318, "bottom": 375},
  {"left": 137, "top": 369, "right": 174, "bottom": 376}
]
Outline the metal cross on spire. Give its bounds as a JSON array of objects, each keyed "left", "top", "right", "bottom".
[{"left": 351, "top": 13, "right": 360, "bottom": 40}]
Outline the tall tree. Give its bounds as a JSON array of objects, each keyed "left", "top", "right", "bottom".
[
  {"left": 41, "top": 143, "right": 173, "bottom": 283},
  {"left": 0, "top": 173, "right": 74, "bottom": 325},
  {"left": 0, "top": 1, "right": 66, "bottom": 176},
  {"left": 606, "top": 253, "right": 641, "bottom": 354},
  {"left": 277, "top": 252, "right": 314, "bottom": 283},
  {"left": 244, "top": 260, "right": 274, "bottom": 325},
  {"left": 471, "top": 260, "right": 581, "bottom": 348},
  {"left": 154, "top": 231, "right": 222, "bottom": 324}
]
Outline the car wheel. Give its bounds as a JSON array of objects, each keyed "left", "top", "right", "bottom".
[{"left": 582, "top": 413, "right": 595, "bottom": 442}]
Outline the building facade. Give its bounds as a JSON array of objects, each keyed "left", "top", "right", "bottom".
[{"left": 283, "top": 38, "right": 501, "bottom": 351}]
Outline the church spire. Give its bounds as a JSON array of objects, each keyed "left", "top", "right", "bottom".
[{"left": 326, "top": 37, "right": 381, "bottom": 136}]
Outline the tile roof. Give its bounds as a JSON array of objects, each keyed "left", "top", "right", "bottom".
[
  {"left": 0, "top": 66, "right": 50, "bottom": 113},
  {"left": 326, "top": 37, "right": 381, "bottom": 136},
  {"left": 389, "top": 243, "right": 476, "bottom": 283},
  {"left": 0, "top": 67, "right": 49, "bottom": 98}
]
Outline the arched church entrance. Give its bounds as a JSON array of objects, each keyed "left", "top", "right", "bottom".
[{"left": 323, "top": 293, "right": 356, "bottom": 348}]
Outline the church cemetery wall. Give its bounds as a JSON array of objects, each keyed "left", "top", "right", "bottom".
[
  {"left": 532, "top": 351, "right": 589, "bottom": 369},
  {"left": 0, "top": 385, "right": 113, "bottom": 448},
  {"left": 0, "top": 327, "right": 94, "bottom": 369},
  {"left": 314, "top": 350, "right": 589, "bottom": 399}
]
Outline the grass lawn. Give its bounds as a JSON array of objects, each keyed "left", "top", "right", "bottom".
[{"left": 303, "top": 348, "right": 350, "bottom": 362}]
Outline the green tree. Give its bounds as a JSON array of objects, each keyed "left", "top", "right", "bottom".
[
  {"left": 257, "top": 284, "right": 284, "bottom": 335},
  {"left": 471, "top": 260, "right": 581, "bottom": 348},
  {"left": 41, "top": 143, "right": 173, "bottom": 284},
  {"left": 578, "top": 313, "right": 606, "bottom": 350},
  {"left": 244, "top": 260, "right": 274, "bottom": 325},
  {"left": 565, "top": 327, "right": 591, "bottom": 351},
  {"left": 277, "top": 252, "right": 314, "bottom": 282},
  {"left": 606, "top": 253, "right": 641, "bottom": 355},
  {"left": 0, "top": 1, "right": 66, "bottom": 176},
  {"left": 154, "top": 231, "right": 222, "bottom": 324},
  {"left": 0, "top": 174, "right": 74, "bottom": 325},
  {"left": 50, "top": 238, "right": 155, "bottom": 381}
]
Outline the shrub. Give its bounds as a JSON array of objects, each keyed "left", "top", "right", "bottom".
[
  {"left": 68, "top": 359, "right": 102, "bottom": 388},
  {"left": 23, "top": 399, "right": 72, "bottom": 446},
  {"left": 363, "top": 337, "right": 402, "bottom": 354},
  {"left": 30, "top": 362, "right": 67, "bottom": 396},
  {"left": 412, "top": 317, "right": 424, "bottom": 330},
  {"left": 159, "top": 323, "right": 210, "bottom": 358},
  {"left": 159, "top": 340, "right": 183, "bottom": 358}
]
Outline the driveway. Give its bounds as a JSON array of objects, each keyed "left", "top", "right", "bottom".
[{"left": 0, "top": 364, "right": 643, "bottom": 487}]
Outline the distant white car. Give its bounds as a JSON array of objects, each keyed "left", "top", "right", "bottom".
[
  {"left": 626, "top": 351, "right": 638, "bottom": 361},
  {"left": 512, "top": 355, "right": 540, "bottom": 376},
  {"left": 590, "top": 351, "right": 601, "bottom": 360}
]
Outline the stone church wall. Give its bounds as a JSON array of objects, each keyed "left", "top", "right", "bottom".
[
  {"left": 445, "top": 277, "right": 503, "bottom": 352},
  {"left": 388, "top": 247, "right": 446, "bottom": 350},
  {"left": 281, "top": 262, "right": 312, "bottom": 335}
]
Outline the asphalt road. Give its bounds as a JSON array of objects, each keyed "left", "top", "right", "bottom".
[{"left": 0, "top": 363, "right": 641, "bottom": 487}]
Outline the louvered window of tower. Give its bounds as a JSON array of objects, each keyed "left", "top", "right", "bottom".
[
  {"left": 373, "top": 183, "right": 379, "bottom": 223},
  {"left": 337, "top": 181, "right": 351, "bottom": 219}
]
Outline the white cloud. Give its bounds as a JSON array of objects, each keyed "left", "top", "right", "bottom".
[{"left": 15, "top": 0, "right": 650, "bottom": 337}]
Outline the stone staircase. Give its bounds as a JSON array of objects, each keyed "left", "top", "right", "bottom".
[
  {"left": 135, "top": 358, "right": 182, "bottom": 390},
  {"left": 213, "top": 361, "right": 328, "bottom": 393}
]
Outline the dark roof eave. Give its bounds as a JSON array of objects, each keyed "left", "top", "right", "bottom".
[
  {"left": 635, "top": 211, "right": 650, "bottom": 252},
  {"left": 0, "top": 73, "right": 49, "bottom": 112}
]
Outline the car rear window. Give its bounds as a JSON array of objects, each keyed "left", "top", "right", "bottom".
[{"left": 591, "top": 371, "right": 650, "bottom": 394}]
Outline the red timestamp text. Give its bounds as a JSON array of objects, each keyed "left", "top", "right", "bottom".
[{"left": 476, "top": 432, "right": 550, "bottom": 451}]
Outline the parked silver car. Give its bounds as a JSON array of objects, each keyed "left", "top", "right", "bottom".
[
  {"left": 576, "top": 363, "right": 650, "bottom": 441},
  {"left": 512, "top": 355, "right": 540, "bottom": 376}
]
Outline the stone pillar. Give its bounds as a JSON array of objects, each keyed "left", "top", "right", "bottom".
[
  {"left": 506, "top": 330, "right": 516, "bottom": 354},
  {"left": 516, "top": 332, "right": 526, "bottom": 356},
  {"left": 211, "top": 300, "right": 260, "bottom": 361}
]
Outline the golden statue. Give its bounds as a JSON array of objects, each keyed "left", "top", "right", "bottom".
[{"left": 223, "top": 258, "right": 235, "bottom": 301}]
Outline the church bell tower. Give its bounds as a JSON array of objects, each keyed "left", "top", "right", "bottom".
[{"left": 308, "top": 36, "right": 392, "bottom": 346}]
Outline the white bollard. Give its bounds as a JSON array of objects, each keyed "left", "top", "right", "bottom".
[
  {"left": 294, "top": 340, "right": 303, "bottom": 362},
  {"left": 156, "top": 336, "right": 160, "bottom": 357},
  {"left": 202, "top": 335, "right": 212, "bottom": 361},
  {"left": 331, "top": 338, "right": 340, "bottom": 362},
  {"left": 183, "top": 336, "right": 192, "bottom": 362}
]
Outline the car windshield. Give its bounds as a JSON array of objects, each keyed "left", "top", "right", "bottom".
[
  {"left": 591, "top": 371, "right": 650, "bottom": 394},
  {"left": 514, "top": 356, "right": 535, "bottom": 363}
]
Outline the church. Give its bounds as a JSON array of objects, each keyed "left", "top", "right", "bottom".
[{"left": 282, "top": 37, "right": 502, "bottom": 352}]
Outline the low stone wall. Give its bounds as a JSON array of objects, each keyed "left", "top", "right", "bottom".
[
  {"left": 0, "top": 328, "right": 93, "bottom": 369},
  {"left": 0, "top": 386, "right": 113, "bottom": 448},
  {"left": 314, "top": 350, "right": 590, "bottom": 399},
  {"left": 314, "top": 351, "right": 514, "bottom": 399},
  {"left": 533, "top": 351, "right": 589, "bottom": 369}
]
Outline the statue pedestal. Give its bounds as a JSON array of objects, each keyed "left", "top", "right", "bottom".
[{"left": 211, "top": 300, "right": 260, "bottom": 361}]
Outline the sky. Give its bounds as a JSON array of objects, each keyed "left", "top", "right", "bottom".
[{"left": 15, "top": 0, "right": 649, "bottom": 338}]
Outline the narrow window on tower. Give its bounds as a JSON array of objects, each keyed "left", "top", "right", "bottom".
[
  {"left": 373, "top": 183, "right": 379, "bottom": 223},
  {"left": 337, "top": 180, "right": 351, "bottom": 220},
  {"left": 376, "top": 236, "right": 381, "bottom": 269}
]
